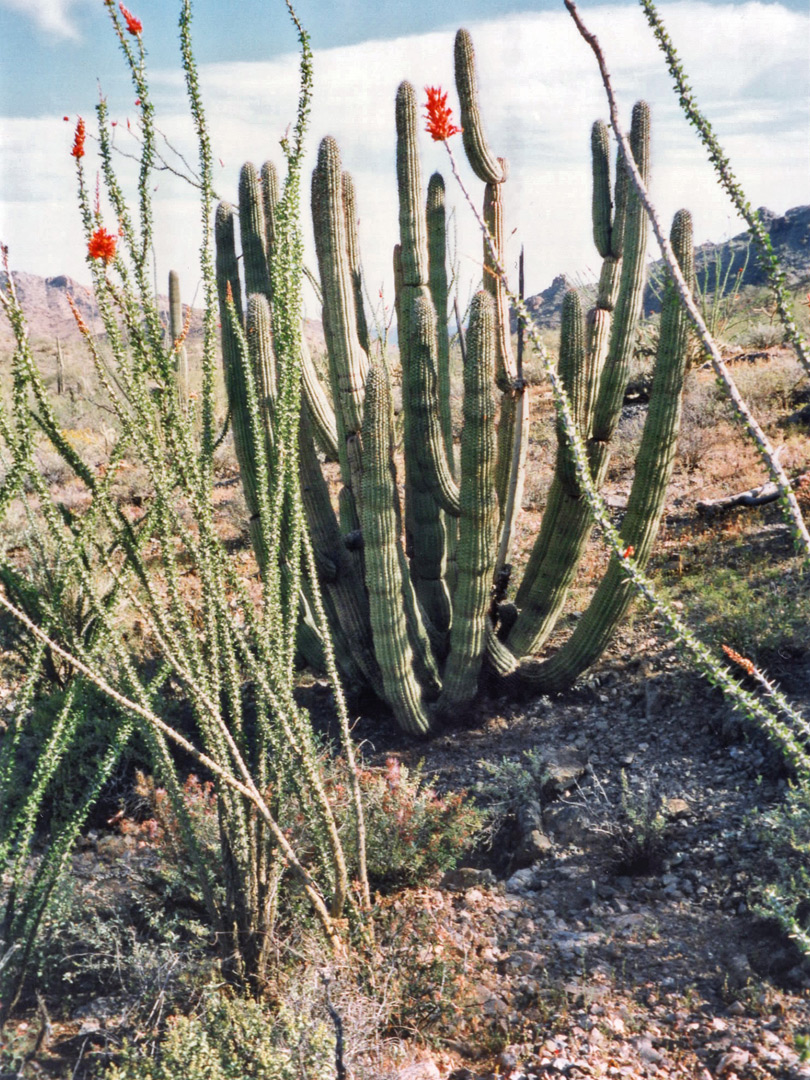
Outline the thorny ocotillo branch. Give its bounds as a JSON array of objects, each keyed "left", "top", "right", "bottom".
[{"left": 563, "top": 0, "right": 810, "bottom": 559}]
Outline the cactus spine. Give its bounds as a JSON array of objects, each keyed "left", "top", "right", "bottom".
[{"left": 215, "top": 30, "right": 694, "bottom": 734}]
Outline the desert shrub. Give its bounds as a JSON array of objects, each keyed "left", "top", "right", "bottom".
[
  {"left": 609, "top": 770, "right": 669, "bottom": 875},
  {"left": 358, "top": 888, "right": 469, "bottom": 1039},
  {"left": 667, "top": 559, "right": 810, "bottom": 667},
  {"left": 725, "top": 352, "right": 805, "bottom": 417},
  {"left": 355, "top": 759, "right": 483, "bottom": 888},
  {"left": 749, "top": 779, "right": 810, "bottom": 959},
  {"left": 117, "top": 758, "right": 482, "bottom": 902},
  {"left": 747, "top": 322, "right": 785, "bottom": 349},
  {"left": 103, "top": 990, "right": 335, "bottom": 1080},
  {"left": 475, "top": 747, "right": 550, "bottom": 839},
  {"left": 675, "top": 372, "right": 727, "bottom": 471},
  {"left": 0, "top": 865, "right": 210, "bottom": 1021}
]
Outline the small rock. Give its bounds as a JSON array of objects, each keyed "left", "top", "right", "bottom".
[
  {"left": 395, "top": 1061, "right": 441, "bottom": 1080},
  {"left": 516, "top": 800, "right": 545, "bottom": 834},
  {"left": 483, "top": 995, "right": 510, "bottom": 1017},
  {"left": 71, "top": 997, "right": 123, "bottom": 1021},
  {"left": 499, "top": 1049, "right": 519, "bottom": 1070},
  {"left": 635, "top": 1037, "right": 663, "bottom": 1065},
  {"left": 506, "top": 867, "right": 541, "bottom": 894},
  {"left": 716, "top": 1048, "right": 750, "bottom": 1077},
  {"left": 665, "top": 797, "right": 690, "bottom": 819},
  {"left": 725, "top": 952, "right": 754, "bottom": 990},
  {"left": 544, "top": 802, "right": 590, "bottom": 846},
  {"left": 726, "top": 1000, "right": 747, "bottom": 1017},
  {"left": 442, "top": 867, "right": 495, "bottom": 891},
  {"left": 514, "top": 828, "right": 553, "bottom": 866},
  {"left": 542, "top": 746, "right": 589, "bottom": 796}
]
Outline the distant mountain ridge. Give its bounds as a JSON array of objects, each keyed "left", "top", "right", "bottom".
[
  {"left": 3, "top": 205, "right": 808, "bottom": 346},
  {"left": 0, "top": 271, "right": 207, "bottom": 346},
  {"left": 0, "top": 270, "right": 331, "bottom": 357},
  {"left": 514, "top": 204, "right": 810, "bottom": 330}
]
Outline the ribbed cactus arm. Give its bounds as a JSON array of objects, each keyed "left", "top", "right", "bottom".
[
  {"left": 311, "top": 136, "right": 369, "bottom": 438},
  {"left": 507, "top": 290, "right": 598, "bottom": 658},
  {"left": 454, "top": 29, "right": 507, "bottom": 185},
  {"left": 591, "top": 101, "right": 651, "bottom": 443},
  {"left": 555, "top": 290, "right": 591, "bottom": 496},
  {"left": 246, "top": 293, "right": 276, "bottom": 456},
  {"left": 361, "top": 363, "right": 432, "bottom": 735},
  {"left": 261, "top": 159, "right": 280, "bottom": 255},
  {"left": 409, "top": 293, "right": 461, "bottom": 517},
  {"left": 521, "top": 209, "right": 695, "bottom": 691},
  {"left": 427, "top": 172, "right": 454, "bottom": 471},
  {"left": 396, "top": 81, "right": 429, "bottom": 287},
  {"left": 483, "top": 180, "right": 516, "bottom": 390},
  {"left": 591, "top": 121, "right": 613, "bottom": 259},
  {"left": 216, "top": 206, "right": 269, "bottom": 570},
  {"left": 396, "top": 245, "right": 452, "bottom": 638},
  {"left": 298, "top": 405, "right": 382, "bottom": 693},
  {"left": 437, "top": 291, "right": 499, "bottom": 713},
  {"left": 215, "top": 201, "right": 243, "bottom": 322},
  {"left": 342, "top": 170, "right": 371, "bottom": 356},
  {"left": 168, "top": 269, "right": 189, "bottom": 405},
  {"left": 300, "top": 334, "right": 339, "bottom": 462},
  {"left": 238, "top": 162, "right": 272, "bottom": 304}
]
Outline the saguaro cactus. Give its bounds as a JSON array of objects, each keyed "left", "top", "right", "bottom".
[{"left": 215, "top": 29, "right": 696, "bottom": 734}]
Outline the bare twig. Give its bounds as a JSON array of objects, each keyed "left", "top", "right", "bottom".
[{"left": 453, "top": 296, "right": 466, "bottom": 365}]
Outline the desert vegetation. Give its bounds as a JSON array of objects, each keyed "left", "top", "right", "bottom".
[{"left": 1, "top": 1, "right": 809, "bottom": 1078}]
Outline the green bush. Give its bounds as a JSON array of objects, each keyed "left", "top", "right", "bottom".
[
  {"left": 119, "top": 757, "right": 482, "bottom": 899},
  {"left": 103, "top": 991, "right": 335, "bottom": 1080},
  {"left": 350, "top": 759, "right": 483, "bottom": 889},
  {"left": 750, "top": 779, "right": 810, "bottom": 957}
]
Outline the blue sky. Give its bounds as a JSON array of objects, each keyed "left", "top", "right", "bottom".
[{"left": 0, "top": 0, "right": 807, "bottom": 305}]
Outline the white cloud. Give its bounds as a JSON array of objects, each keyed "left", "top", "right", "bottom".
[
  {"left": 0, "top": 0, "right": 90, "bottom": 40},
  {"left": 0, "top": 1, "right": 807, "bottom": 301}
]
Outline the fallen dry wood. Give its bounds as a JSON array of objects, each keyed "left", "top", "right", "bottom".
[{"left": 697, "top": 470, "right": 810, "bottom": 516}]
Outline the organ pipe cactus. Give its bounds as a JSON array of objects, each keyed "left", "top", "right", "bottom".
[{"left": 215, "top": 29, "right": 696, "bottom": 734}]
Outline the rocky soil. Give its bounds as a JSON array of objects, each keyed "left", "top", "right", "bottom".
[{"left": 347, "top": 600, "right": 810, "bottom": 1080}]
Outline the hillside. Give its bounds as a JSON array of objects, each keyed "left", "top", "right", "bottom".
[
  {"left": 3, "top": 204, "right": 807, "bottom": 347},
  {"left": 0, "top": 270, "right": 333, "bottom": 359},
  {"left": 515, "top": 204, "right": 810, "bottom": 329}
]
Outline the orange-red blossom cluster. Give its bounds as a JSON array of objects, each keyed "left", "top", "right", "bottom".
[
  {"left": 119, "top": 3, "right": 142, "bottom": 35},
  {"left": 721, "top": 644, "right": 756, "bottom": 677},
  {"left": 87, "top": 227, "right": 118, "bottom": 264},
  {"left": 423, "top": 86, "right": 462, "bottom": 142}
]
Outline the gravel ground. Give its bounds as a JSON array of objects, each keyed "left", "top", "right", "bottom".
[{"left": 352, "top": 630, "right": 810, "bottom": 1080}]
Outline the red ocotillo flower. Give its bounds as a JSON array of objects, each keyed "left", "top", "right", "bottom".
[
  {"left": 87, "top": 227, "right": 117, "bottom": 264},
  {"left": 119, "top": 3, "right": 142, "bottom": 36},
  {"left": 71, "top": 117, "right": 86, "bottom": 159},
  {"left": 423, "top": 86, "right": 462, "bottom": 142}
]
